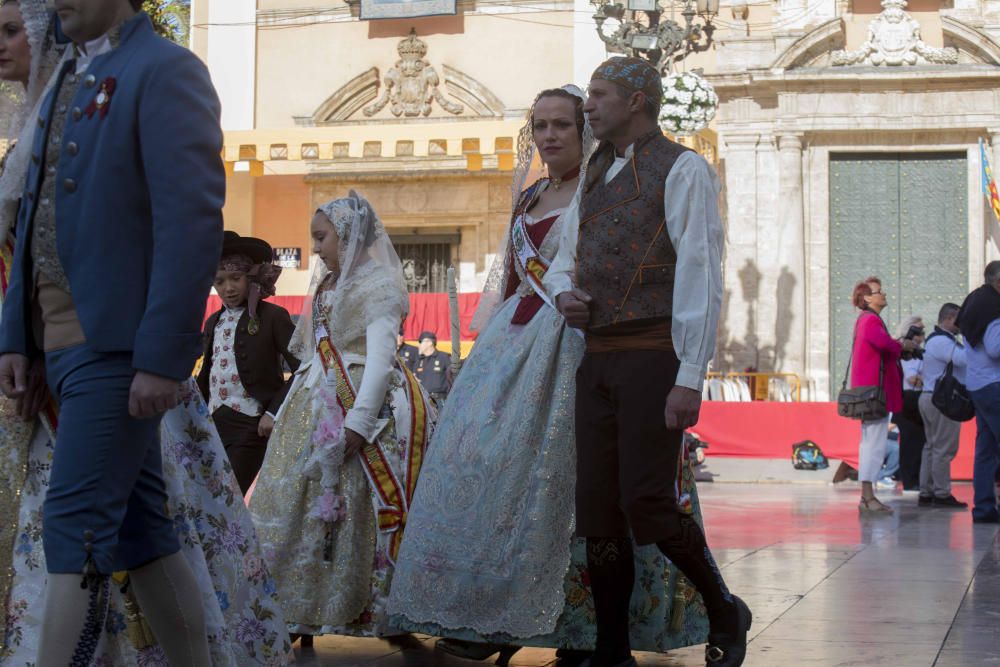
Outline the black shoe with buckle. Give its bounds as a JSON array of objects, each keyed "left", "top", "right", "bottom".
[
  {"left": 918, "top": 494, "right": 934, "bottom": 506},
  {"left": 705, "top": 595, "right": 752, "bottom": 666},
  {"left": 933, "top": 495, "right": 968, "bottom": 509}
]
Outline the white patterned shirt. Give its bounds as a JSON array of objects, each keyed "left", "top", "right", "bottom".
[{"left": 208, "top": 307, "right": 263, "bottom": 417}]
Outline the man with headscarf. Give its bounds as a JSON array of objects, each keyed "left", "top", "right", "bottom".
[
  {"left": 544, "top": 57, "right": 750, "bottom": 667},
  {"left": 198, "top": 231, "right": 299, "bottom": 494},
  {"left": 0, "top": 2, "right": 223, "bottom": 665}
]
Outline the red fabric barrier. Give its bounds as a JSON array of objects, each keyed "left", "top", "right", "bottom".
[
  {"left": 205, "top": 295, "right": 306, "bottom": 323},
  {"left": 402, "top": 293, "right": 482, "bottom": 342},
  {"left": 205, "top": 293, "right": 482, "bottom": 342},
  {"left": 691, "top": 402, "right": 975, "bottom": 481}
]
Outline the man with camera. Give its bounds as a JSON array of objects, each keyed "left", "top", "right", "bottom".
[{"left": 918, "top": 303, "right": 968, "bottom": 509}]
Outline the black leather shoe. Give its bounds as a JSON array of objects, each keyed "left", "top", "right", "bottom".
[
  {"left": 918, "top": 494, "right": 934, "bottom": 506},
  {"left": 556, "top": 649, "right": 592, "bottom": 667},
  {"left": 705, "top": 595, "right": 752, "bottom": 666},
  {"left": 972, "top": 513, "right": 1000, "bottom": 524},
  {"left": 933, "top": 495, "right": 968, "bottom": 509}
]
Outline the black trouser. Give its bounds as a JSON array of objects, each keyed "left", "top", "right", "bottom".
[
  {"left": 575, "top": 350, "right": 685, "bottom": 543},
  {"left": 212, "top": 406, "right": 268, "bottom": 494},
  {"left": 575, "top": 350, "right": 735, "bottom": 663},
  {"left": 893, "top": 390, "right": 926, "bottom": 489}
]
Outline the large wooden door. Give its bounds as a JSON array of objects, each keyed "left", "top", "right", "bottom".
[{"left": 829, "top": 152, "right": 967, "bottom": 393}]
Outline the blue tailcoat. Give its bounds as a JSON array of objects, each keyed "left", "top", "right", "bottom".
[{"left": 0, "top": 13, "right": 224, "bottom": 380}]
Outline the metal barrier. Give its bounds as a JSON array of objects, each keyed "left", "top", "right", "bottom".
[{"left": 705, "top": 372, "right": 802, "bottom": 402}]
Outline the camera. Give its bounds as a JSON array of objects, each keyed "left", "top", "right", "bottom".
[{"left": 901, "top": 325, "right": 924, "bottom": 361}]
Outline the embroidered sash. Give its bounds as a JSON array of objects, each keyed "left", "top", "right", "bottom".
[
  {"left": 510, "top": 213, "right": 555, "bottom": 311},
  {"left": 315, "top": 333, "right": 430, "bottom": 564},
  {"left": 1, "top": 237, "right": 12, "bottom": 297}
]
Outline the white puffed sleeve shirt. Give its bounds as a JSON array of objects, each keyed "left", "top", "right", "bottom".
[{"left": 543, "top": 148, "right": 724, "bottom": 392}]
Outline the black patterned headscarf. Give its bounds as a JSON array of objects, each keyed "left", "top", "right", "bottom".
[
  {"left": 590, "top": 56, "right": 663, "bottom": 102},
  {"left": 218, "top": 233, "right": 281, "bottom": 332}
]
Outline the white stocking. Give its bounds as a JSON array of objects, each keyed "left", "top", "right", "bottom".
[
  {"left": 128, "top": 551, "right": 211, "bottom": 667},
  {"left": 36, "top": 572, "right": 110, "bottom": 667}
]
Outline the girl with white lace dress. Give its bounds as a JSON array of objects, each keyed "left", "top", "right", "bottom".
[{"left": 250, "top": 192, "right": 436, "bottom": 639}]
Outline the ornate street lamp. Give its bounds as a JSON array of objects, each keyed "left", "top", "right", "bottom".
[{"left": 591, "top": 0, "right": 719, "bottom": 73}]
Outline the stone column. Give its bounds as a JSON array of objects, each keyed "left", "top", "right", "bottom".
[
  {"left": 718, "top": 133, "right": 761, "bottom": 373},
  {"left": 776, "top": 133, "right": 806, "bottom": 379}
]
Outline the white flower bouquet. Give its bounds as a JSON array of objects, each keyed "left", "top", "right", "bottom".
[{"left": 659, "top": 72, "right": 718, "bottom": 136}]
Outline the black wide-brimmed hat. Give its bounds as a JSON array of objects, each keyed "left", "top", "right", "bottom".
[{"left": 221, "top": 231, "right": 272, "bottom": 264}]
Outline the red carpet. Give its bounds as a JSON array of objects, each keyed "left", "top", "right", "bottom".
[
  {"left": 691, "top": 402, "right": 975, "bottom": 481},
  {"left": 205, "top": 293, "right": 482, "bottom": 342}
]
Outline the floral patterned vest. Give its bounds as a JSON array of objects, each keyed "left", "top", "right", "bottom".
[{"left": 576, "top": 131, "right": 691, "bottom": 330}]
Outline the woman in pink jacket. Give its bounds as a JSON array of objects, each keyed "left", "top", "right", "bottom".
[{"left": 850, "top": 277, "right": 918, "bottom": 513}]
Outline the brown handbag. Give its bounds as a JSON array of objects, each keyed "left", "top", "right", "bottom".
[{"left": 837, "top": 316, "right": 888, "bottom": 421}]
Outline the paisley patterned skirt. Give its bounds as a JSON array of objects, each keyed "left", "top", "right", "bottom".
[
  {"left": 387, "top": 296, "right": 710, "bottom": 651},
  {"left": 0, "top": 379, "right": 293, "bottom": 666}
]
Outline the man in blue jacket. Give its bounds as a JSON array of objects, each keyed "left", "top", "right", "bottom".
[{"left": 0, "top": 1, "right": 223, "bottom": 664}]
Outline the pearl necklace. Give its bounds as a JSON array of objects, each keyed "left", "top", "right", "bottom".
[{"left": 549, "top": 164, "right": 582, "bottom": 191}]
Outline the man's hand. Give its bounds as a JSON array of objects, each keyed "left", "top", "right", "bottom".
[
  {"left": 0, "top": 353, "right": 29, "bottom": 399},
  {"left": 664, "top": 386, "right": 702, "bottom": 432},
  {"left": 900, "top": 339, "right": 917, "bottom": 353},
  {"left": 17, "top": 358, "right": 48, "bottom": 421},
  {"left": 128, "top": 371, "right": 180, "bottom": 419},
  {"left": 344, "top": 428, "right": 367, "bottom": 459},
  {"left": 556, "top": 289, "right": 592, "bottom": 329},
  {"left": 257, "top": 413, "right": 275, "bottom": 438}
]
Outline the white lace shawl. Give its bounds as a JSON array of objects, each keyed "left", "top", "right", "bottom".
[{"left": 0, "top": 2, "right": 64, "bottom": 240}]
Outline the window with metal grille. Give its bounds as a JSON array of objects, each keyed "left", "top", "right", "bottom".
[{"left": 390, "top": 234, "right": 458, "bottom": 293}]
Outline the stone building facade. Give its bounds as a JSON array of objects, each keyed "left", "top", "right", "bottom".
[
  {"left": 192, "top": 0, "right": 1000, "bottom": 398},
  {"left": 707, "top": 0, "right": 1000, "bottom": 397}
]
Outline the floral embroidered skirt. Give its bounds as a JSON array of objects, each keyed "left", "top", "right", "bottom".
[
  {"left": 387, "top": 296, "right": 710, "bottom": 651},
  {"left": 0, "top": 380, "right": 293, "bottom": 666}
]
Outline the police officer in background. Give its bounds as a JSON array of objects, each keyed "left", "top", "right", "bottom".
[
  {"left": 414, "top": 330, "right": 451, "bottom": 404},
  {"left": 397, "top": 322, "right": 419, "bottom": 371}
]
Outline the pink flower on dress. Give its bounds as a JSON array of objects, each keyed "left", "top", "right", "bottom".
[
  {"left": 220, "top": 387, "right": 229, "bottom": 399},
  {"left": 308, "top": 490, "right": 347, "bottom": 523},
  {"left": 219, "top": 358, "right": 229, "bottom": 369}
]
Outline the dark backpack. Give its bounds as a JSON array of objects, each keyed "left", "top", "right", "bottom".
[
  {"left": 792, "top": 441, "right": 830, "bottom": 470},
  {"left": 927, "top": 332, "right": 975, "bottom": 423}
]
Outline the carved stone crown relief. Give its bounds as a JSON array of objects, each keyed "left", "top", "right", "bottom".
[
  {"left": 832, "top": 0, "right": 958, "bottom": 66},
  {"left": 364, "top": 29, "right": 462, "bottom": 118},
  {"left": 310, "top": 29, "right": 506, "bottom": 124}
]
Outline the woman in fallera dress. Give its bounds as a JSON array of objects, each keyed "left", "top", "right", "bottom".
[
  {"left": 386, "top": 85, "right": 710, "bottom": 664},
  {"left": 250, "top": 192, "right": 436, "bottom": 641},
  {"left": 0, "top": 3, "right": 291, "bottom": 664}
]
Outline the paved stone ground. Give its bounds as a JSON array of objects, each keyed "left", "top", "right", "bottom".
[{"left": 292, "top": 482, "right": 1000, "bottom": 667}]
